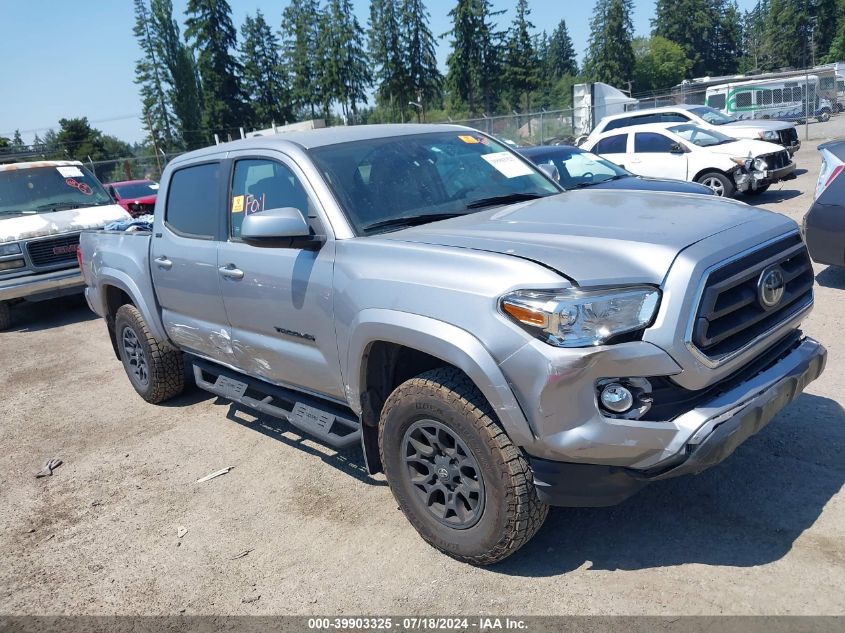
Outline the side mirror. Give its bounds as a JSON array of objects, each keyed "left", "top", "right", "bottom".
[
  {"left": 670, "top": 143, "right": 687, "bottom": 154},
  {"left": 538, "top": 162, "right": 560, "bottom": 183},
  {"left": 241, "top": 207, "right": 318, "bottom": 247}
]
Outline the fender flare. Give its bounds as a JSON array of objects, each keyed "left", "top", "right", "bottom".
[
  {"left": 96, "top": 268, "right": 169, "bottom": 343},
  {"left": 345, "top": 308, "right": 535, "bottom": 448}
]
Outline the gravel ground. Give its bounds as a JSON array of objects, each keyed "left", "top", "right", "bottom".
[{"left": 1, "top": 120, "right": 844, "bottom": 617}]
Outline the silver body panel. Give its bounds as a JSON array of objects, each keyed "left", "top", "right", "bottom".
[{"left": 79, "top": 124, "right": 823, "bottom": 475}]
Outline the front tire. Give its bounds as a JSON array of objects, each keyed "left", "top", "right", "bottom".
[
  {"left": 379, "top": 367, "right": 548, "bottom": 565},
  {"left": 114, "top": 304, "right": 184, "bottom": 403},
  {"left": 697, "top": 171, "right": 735, "bottom": 198}
]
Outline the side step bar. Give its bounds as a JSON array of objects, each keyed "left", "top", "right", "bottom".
[{"left": 190, "top": 357, "right": 361, "bottom": 449}]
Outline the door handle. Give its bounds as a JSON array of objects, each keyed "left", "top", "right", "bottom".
[
  {"left": 154, "top": 256, "right": 172, "bottom": 270},
  {"left": 219, "top": 264, "right": 244, "bottom": 280}
]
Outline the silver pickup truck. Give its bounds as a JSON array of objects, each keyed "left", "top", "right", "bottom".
[
  {"left": 80, "top": 124, "right": 826, "bottom": 565},
  {"left": 0, "top": 160, "right": 129, "bottom": 329}
]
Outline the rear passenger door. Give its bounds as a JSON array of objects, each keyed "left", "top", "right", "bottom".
[
  {"left": 151, "top": 160, "right": 234, "bottom": 363},
  {"left": 627, "top": 132, "right": 688, "bottom": 180},
  {"left": 591, "top": 133, "right": 629, "bottom": 169}
]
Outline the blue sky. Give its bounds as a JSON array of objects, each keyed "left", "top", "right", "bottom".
[{"left": 0, "top": 0, "right": 757, "bottom": 144}]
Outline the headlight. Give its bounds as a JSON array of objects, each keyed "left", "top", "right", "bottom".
[
  {"left": 0, "top": 242, "right": 21, "bottom": 256},
  {"left": 753, "top": 157, "right": 768, "bottom": 172},
  {"left": 759, "top": 131, "right": 779, "bottom": 141},
  {"left": 500, "top": 286, "right": 661, "bottom": 347},
  {"left": 731, "top": 154, "right": 753, "bottom": 168}
]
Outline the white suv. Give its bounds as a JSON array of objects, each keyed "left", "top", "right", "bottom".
[
  {"left": 582, "top": 122, "right": 796, "bottom": 197},
  {"left": 583, "top": 104, "right": 800, "bottom": 155}
]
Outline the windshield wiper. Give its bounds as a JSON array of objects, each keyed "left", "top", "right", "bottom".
[
  {"left": 465, "top": 192, "right": 544, "bottom": 209},
  {"left": 362, "top": 212, "right": 465, "bottom": 233},
  {"left": 28, "top": 202, "right": 85, "bottom": 213}
]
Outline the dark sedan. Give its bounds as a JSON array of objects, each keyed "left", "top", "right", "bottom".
[
  {"left": 804, "top": 139, "right": 845, "bottom": 267},
  {"left": 519, "top": 145, "right": 714, "bottom": 195}
]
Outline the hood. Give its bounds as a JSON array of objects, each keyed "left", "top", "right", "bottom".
[
  {"left": 0, "top": 204, "right": 130, "bottom": 244},
  {"left": 590, "top": 175, "right": 713, "bottom": 195},
  {"left": 723, "top": 119, "right": 793, "bottom": 132},
  {"left": 706, "top": 138, "right": 786, "bottom": 157},
  {"left": 377, "top": 190, "right": 785, "bottom": 286}
]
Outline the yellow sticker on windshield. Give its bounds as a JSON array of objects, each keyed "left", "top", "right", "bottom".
[
  {"left": 458, "top": 135, "right": 480, "bottom": 144},
  {"left": 232, "top": 195, "right": 244, "bottom": 213}
]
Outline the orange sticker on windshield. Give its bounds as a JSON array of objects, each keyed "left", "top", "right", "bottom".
[
  {"left": 231, "top": 195, "right": 244, "bottom": 213},
  {"left": 458, "top": 135, "right": 480, "bottom": 144}
]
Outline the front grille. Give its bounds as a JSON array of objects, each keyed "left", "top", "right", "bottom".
[
  {"left": 762, "top": 150, "right": 791, "bottom": 170},
  {"left": 26, "top": 233, "right": 80, "bottom": 268},
  {"left": 691, "top": 233, "right": 813, "bottom": 360},
  {"left": 778, "top": 127, "right": 798, "bottom": 147}
]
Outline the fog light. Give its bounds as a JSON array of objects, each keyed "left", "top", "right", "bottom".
[{"left": 600, "top": 383, "right": 634, "bottom": 413}]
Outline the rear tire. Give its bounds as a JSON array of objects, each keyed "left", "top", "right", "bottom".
[
  {"left": 0, "top": 301, "right": 10, "bottom": 331},
  {"left": 697, "top": 171, "right": 735, "bottom": 198},
  {"left": 379, "top": 367, "right": 548, "bottom": 565},
  {"left": 114, "top": 304, "right": 184, "bottom": 403}
]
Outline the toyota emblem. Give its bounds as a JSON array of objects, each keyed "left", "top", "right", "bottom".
[{"left": 758, "top": 265, "right": 785, "bottom": 309}]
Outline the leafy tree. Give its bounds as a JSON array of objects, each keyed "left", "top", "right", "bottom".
[
  {"left": 653, "top": 0, "right": 722, "bottom": 76},
  {"left": 132, "top": 0, "right": 176, "bottom": 147},
  {"left": 583, "top": 0, "right": 635, "bottom": 87},
  {"left": 185, "top": 0, "right": 245, "bottom": 140},
  {"left": 400, "top": 0, "right": 443, "bottom": 118},
  {"left": 0, "top": 137, "right": 10, "bottom": 149},
  {"left": 239, "top": 10, "right": 292, "bottom": 128},
  {"left": 823, "top": 0, "right": 845, "bottom": 61},
  {"left": 150, "top": 0, "right": 205, "bottom": 148},
  {"left": 503, "top": 0, "right": 541, "bottom": 112},
  {"left": 547, "top": 20, "right": 578, "bottom": 79},
  {"left": 633, "top": 36, "right": 693, "bottom": 91},
  {"left": 53, "top": 118, "right": 133, "bottom": 181},
  {"left": 281, "top": 0, "right": 322, "bottom": 118},
  {"left": 369, "top": 0, "right": 410, "bottom": 120}
]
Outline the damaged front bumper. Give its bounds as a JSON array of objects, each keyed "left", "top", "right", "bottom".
[
  {"left": 528, "top": 337, "right": 826, "bottom": 507},
  {"left": 734, "top": 161, "right": 797, "bottom": 193}
]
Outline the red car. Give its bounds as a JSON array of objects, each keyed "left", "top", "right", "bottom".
[{"left": 105, "top": 179, "right": 159, "bottom": 217}]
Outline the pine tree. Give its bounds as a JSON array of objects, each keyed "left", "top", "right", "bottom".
[
  {"left": 239, "top": 10, "right": 291, "bottom": 128},
  {"left": 326, "top": 0, "right": 372, "bottom": 122},
  {"left": 813, "top": 0, "right": 840, "bottom": 63},
  {"left": 653, "top": 0, "right": 724, "bottom": 76},
  {"left": 761, "top": 0, "right": 810, "bottom": 69},
  {"left": 740, "top": 0, "right": 769, "bottom": 71},
  {"left": 547, "top": 19, "right": 578, "bottom": 79},
  {"left": 503, "top": 0, "right": 541, "bottom": 112},
  {"left": 444, "top": 0, "right": 504, "bottom": 116},
  {"left": 713, "top": 0, "right": 743, "bottom": 75},
  {"left": 369, "top": 0, "right": 410, "bottom": 120},
  {"left": 583, "top": 0, "right": 635, "bottom": 87},
  {"left": 133, "top": 0, "right": 175, "bottom": 148},
  {"left": 150, "top": 0, "right": 205, "bottom": 148},
  {"left": 823, "top": 0, "right": 845, "bottom": 62},
  {"left": 12, "top": 130, "right": 23, "bottom": 146},
  {"left": 185, "top": 0, "right": 245, "bottom": 139},
  {"left": 400, "top": 0, "right": 443, "bottom": 118},
  {"left": 281, "top": 0, "right": 322, "bottom": 118}
]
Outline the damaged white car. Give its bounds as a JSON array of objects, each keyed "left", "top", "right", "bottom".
[
  {"left": 583, "top": 122, "right": 796, "bottom": 198},
  {"left": 0, "top": 161, "right": 129, "bottom": 329}
]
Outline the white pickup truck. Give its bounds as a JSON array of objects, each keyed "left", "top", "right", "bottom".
[{"left": 0, "top": 160, "right": 129, "bottom": 329}]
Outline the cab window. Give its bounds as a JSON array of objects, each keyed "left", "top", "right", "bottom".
[
  {"left": 165, "top": 162, "right": 220, "bottom": 239},
  {"left": 229, "top": 159, "right": 311, "bottom": 239},
  {"left": 594, "top": 134, "right": 627, "bottom": 155}
]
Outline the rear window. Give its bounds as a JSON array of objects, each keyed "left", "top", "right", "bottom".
[
  {"left": 165, "top": 163, "right": 220, "bottom": 238},
  {"left": 604, "top": 113, "right": 661, "bottom": 131},
  {"left": 594, "top": 134, "right": 627, "bottom": 155}
]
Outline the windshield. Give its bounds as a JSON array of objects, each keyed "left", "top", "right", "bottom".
[
  {"left": 308, "top": 131, "right": 560, "bottom": 235},
  {"left": 0, "top": 164, "right": 112, "bottom": 216},
  {"left": 668, "top": 124, "right": 736, "bottom": 147},
  {"left": 114, "top": 181, "right": 159, "bottom": 199},
  {"left": 689, "top": 106, "right": 737, "bottom": 125},
  {"left": 528, "top": 148, "right": 628, "bottom": 188}
]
